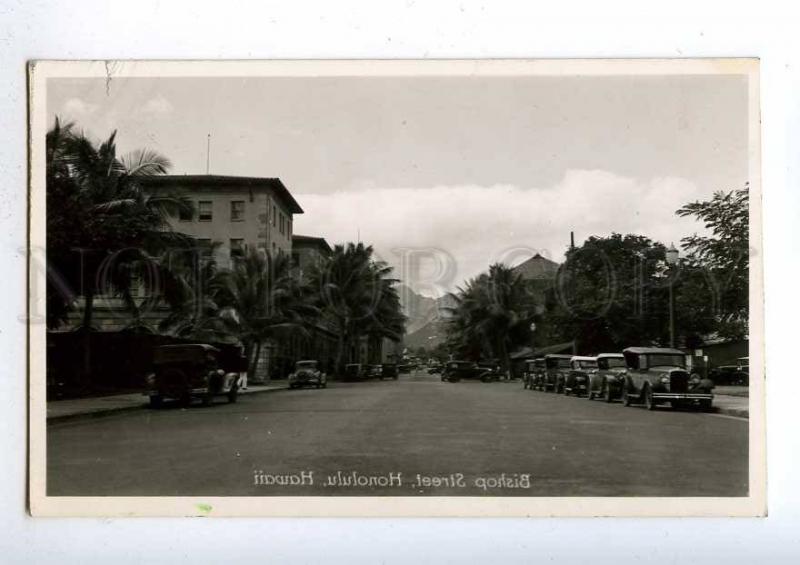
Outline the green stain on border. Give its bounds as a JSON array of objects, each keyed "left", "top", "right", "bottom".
[{"left": 196, "top": 503, "right": 212, "bottom": 515}]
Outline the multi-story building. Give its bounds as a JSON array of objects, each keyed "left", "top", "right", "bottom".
[
  {"left": 291, "top": 234, "right": 333, "bottom": 280},
  {"left": 142, "top": 174, "right": 304, "bottom": 267}
]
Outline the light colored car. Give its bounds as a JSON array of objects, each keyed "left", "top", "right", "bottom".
[
  {"left": 564, "top": 356, "right": 597, "bottom": 396},
  {"left": 288, "top": 360, "right": 327, "bottom": 389}
]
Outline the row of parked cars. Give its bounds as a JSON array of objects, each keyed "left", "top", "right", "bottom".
[
  {"left": 432, "top": 360, "right": 503, "bottom": 382},
  {"left": 521, "top": 347, "right": 716, "bottom": 411},
  {"left": 145, "top": 344, "right": 405, "bottom": 408},
  {"left": 291, "top": 361, "right": 400, "bottom": 387}
]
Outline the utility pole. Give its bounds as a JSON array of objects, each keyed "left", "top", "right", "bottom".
[{"left": 570, "top": 231, "right": 575, "bottom": 250}]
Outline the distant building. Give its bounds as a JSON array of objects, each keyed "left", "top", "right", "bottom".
[
  {"left": 291, "top": 234, "right": 333, "bottom": 279},
  {"left": 512, "top": 252, "right": 559, "bottom": 281},
  {"left": 512, "top": 253, "right": 560, "bottom": 313},
  {"left": 142, "top": 174, "right": 304, "bottom": 268}
]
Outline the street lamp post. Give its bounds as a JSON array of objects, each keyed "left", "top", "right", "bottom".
[{"left": 665, "top": 244, "right": 680, "bottom": 348}]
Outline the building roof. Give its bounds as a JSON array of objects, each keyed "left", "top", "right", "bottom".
[
  {"left": 292, "top": 234, "right": 333, "bottom": 255},
  {"left": 512, "top": 253, "right": 560, "bottom": 280},
  {"left": 140, "top": 174, "right": 304, "bottom": 214}
]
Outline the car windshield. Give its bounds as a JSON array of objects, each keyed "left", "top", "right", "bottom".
[
  {"left": 647, "top": 354, "right": 685, "bottom": 368},
  {"left": 603, "top": 357, "right": 626, "bottom": 368},
  {"left": 576, "top": 360, "right": 597, "bottom": 369},
  {"left": 547, "top": 358, "right": 571, "bottom": 368},
  {"left": 296, "top": 361, "right": 317, "bottom": 370}
]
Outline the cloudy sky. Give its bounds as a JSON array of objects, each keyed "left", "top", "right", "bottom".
[{"left": 47, "top": 74, "right": 750, "bottom": 296}]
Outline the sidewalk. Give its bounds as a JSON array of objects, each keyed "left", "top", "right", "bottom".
[
  {"left": 713, "top": 392, "right": 749, "bottom": 419},
  {"left": 47, "top": 383, "right": 288, "bottom": 423}
]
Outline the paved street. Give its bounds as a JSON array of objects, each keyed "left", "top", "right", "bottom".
[{"left": 47, "top": 371, "right": 748, "bottom": 497}]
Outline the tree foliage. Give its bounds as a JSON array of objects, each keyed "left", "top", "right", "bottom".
[
  {"left": 311, "top": 242, "right": 406, "bottom": 372},
  {"left": 676, "top": 185, "right": 749, "bottom": 339},
  {"left": 46, "top": 117, "right": 194, "bottom": 330},
  {"left": 445, "top": 263, "right": 537, "bottom": 372},
  {"left": 211, "top": 249, "right": 319, "bottom": 380}
]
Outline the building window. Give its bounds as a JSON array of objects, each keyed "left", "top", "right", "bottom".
[
  {"left": 272, "top": 204, "right": 277, "bottom": 226},
  {"left": 279, "top": 213, "right": 285, "bottom": 235},
  {"left": 291, "top": 252, "right": 301, "bottom": 266},
  {"left": 198, "top": 201, "right": 213, "bottom": 222},
  {"left": 230, "top": 238, "right": 245, "bottom": 259},
  {"left": 230, "top": 200, "right": 245, "bottom": 222}
]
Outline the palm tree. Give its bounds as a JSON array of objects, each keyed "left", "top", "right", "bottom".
[
  {"left": 313, "top": 242, "right": 406, "bottom": 374},
  {"left": 445, "top": 263, "right": 537, "bottom": 375},
  {"left": 212, "top": 249, "right": 318, "bottom": 383},
  {"left": 157, "top": 244, "right": 235, "bottom": 342},
  {"left": 46, "top": 117, "right": 194, "bottom": 382}
]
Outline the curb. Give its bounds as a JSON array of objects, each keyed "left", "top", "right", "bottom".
[
  {"left": 47, "top": 384, "right": 289, "bottom": 425},
  {"left": 714, "top": 406, "right": 749, "bottom": 419}
]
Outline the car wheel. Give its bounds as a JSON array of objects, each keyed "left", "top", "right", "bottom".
[
  {"left": 228, "top": 386, "right": 238, "bottom": 403},
  {"left": 622, "top": 387, "right": 632, "bottom": 407},
  {"left": 643, "top": 385, "right": 657, "bottom": 411},
  {"left": 149, "top": 395, "right": 163, "bottom": 409}
]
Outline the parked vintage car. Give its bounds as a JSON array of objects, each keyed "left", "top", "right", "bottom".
[
  {"left": 589, "top": 353, "right": 627, "bottom": 401},
  {"left": 381, "top": 363, "right": 399, "bottom": 380},
  {"left": 621, "top": 347, "right": 715, "bottom": 410},
  {"left": 543, "top": 354, "right": 572, "bottom": 392},
  {"left": 366, "top": 364, "right": 383, "bottom": 379},
  {"left": 427, "top": 363, "right": 443, "bottom": 374},
  {"left": 441, "top": 360, "right": 491, "bottom": 383},
  {"left": 522, "top": 358, "right": 546, "bottom": 390},
  {"left": 709, "top": 357, "right": 749, "bottom": 386},
  {"left": 288, "top": 359, "right": 327, "bottom": 389},
  {"left": 344, "top": 363, "right": 366, "bottom": 382},
  {"left": 564, "top": 356, "right": 597, "bottom": 396},
  {"left": 477, "top": 361, "right": 502, "bottom": 382},
  {"left": 146, "top": 344, "right": 244, "bottom": 407}
]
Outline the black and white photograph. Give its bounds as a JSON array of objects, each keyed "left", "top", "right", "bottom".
[{"left": 28, "top": 59, "right": 764, "bottom": 516}]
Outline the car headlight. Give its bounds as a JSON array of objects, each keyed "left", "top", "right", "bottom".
[{"left": 660, "top": 376, "right": 669, "bottom": 384}]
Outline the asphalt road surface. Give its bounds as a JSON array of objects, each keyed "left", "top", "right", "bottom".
[{"left": 47, "top": 371, "right": 748, "bottom": 497}]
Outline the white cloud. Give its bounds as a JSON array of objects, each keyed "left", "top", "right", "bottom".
[
  {"left": 293, "top": 170, "right": 709, "bottom": 295},
  {"left": 139, "top": 95, "right": 174, "bottom": 116},
  {"left": 62, "top": 98, "right": 97, "bottom": 118}
]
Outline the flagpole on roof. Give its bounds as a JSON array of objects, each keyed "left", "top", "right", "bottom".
[{"left": 206, "top": 133, "right": 211, "bottom": 174}]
